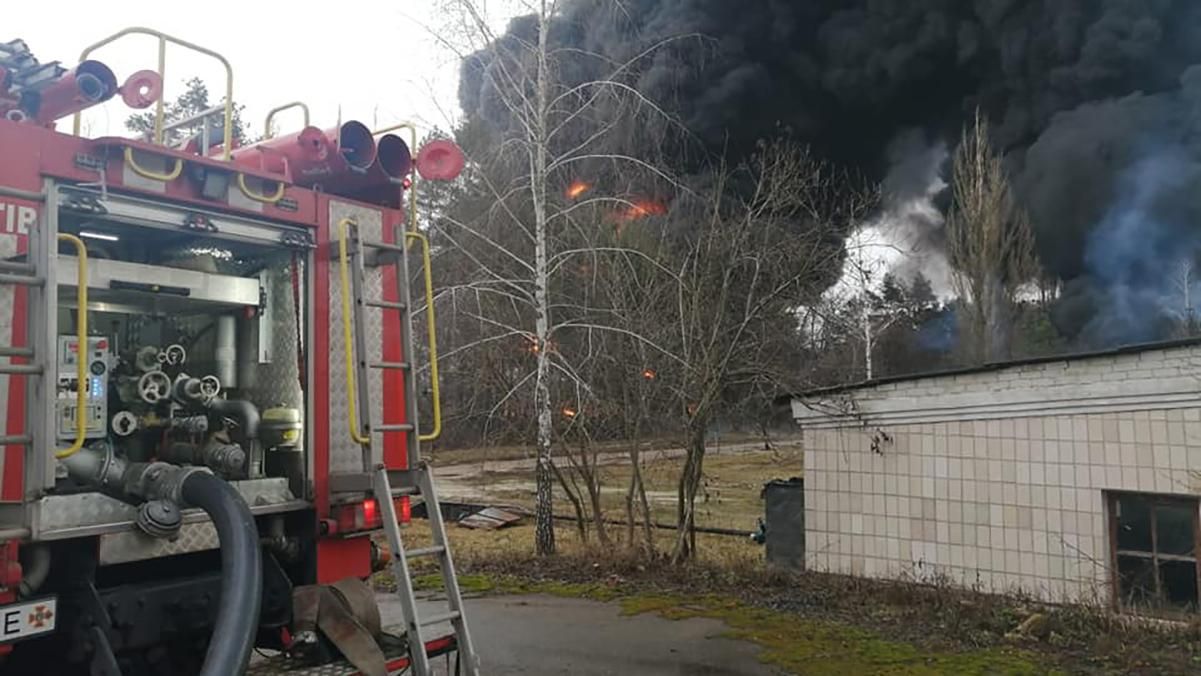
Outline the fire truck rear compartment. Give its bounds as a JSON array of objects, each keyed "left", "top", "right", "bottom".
[
  {"left": 54, "top": 200, "right": 307, "bottom": 485},
  {"left": 25, "top": 188, "right": 314, "bottom": 544},
  {"left": 2, "top": 184, "right": 318, "bottom": 673},
  {"left": 1, "top": 25, "right": 475, "bottom": 673}
]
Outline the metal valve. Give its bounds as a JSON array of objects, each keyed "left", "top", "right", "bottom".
[
  {"left": 111, "top": 410, "right": 139, "bottom": 436},
  {"left": 159, "top": 343, "right": 187, "bottom": 366},
  {"left": 137, "top": 370, "right": 172, "bottom": 404},
  {"left": 199, "top": 375, "right": 221, "bottom": 399}
]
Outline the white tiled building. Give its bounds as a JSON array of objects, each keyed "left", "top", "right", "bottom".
[{"left": 790, "top": 341, "right": 1201, "bottom": 611}]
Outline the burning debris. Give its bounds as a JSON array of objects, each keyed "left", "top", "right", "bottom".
[
  {"left": 617, "top": 199, "right": 668, "bottom": 221},
  {"left": 565, "top": 180, "right": 591, "bottom": 200}
]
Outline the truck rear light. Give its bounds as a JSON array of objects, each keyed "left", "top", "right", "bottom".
[
  {"left": 331, "top": 498, "right": 388, "bottom": 535},
  {"left": 361, "top": 498, "right": 379, "bottom": 529}
]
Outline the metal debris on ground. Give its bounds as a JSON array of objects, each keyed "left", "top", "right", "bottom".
[{"left": 458, "top": 506, "right": 524, "bottom": 530}]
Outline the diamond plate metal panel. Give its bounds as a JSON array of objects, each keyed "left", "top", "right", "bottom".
[
  {"left": 327, "top": 201, "right": 385, "bottom": 475},
  {"left": 251, "top": 265, "right": 305, "bottom": 407},
  {"left": 99, "top": 520, "right": 220, "bottom": 565},
  {"left": 250, "top": 264, "right": 306, "bottom": 436},
  {"left": 35, "top": 478, "right": 297, "bottom": 537}
]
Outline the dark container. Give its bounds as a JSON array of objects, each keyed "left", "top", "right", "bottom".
[{"left": 763, "top": 477, "right": 804, "bottom": 570}]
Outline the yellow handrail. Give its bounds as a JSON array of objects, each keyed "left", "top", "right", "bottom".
[
  {"left": 72, "top": 27, "right": 235, "bottom": 160},
  {"left": 55, "top": 234, "right": 88, "bottom": 459},
  {"left": 373, "top": 122, "right": 419, "bottom": 234},
  {"left": 405, "top": 231, "right": 442, "bottom": 442},
  {"left": 124, "top": 147, "right": 184, "bottom": 182},
  {"left": 336, "top": 218, "right": 371, "bottom": 446},
  {"left": 263, "top": 101, "right": 311, "bottom": 139},
  {"left": 236, "top": 173, "right": 286, "bottom": 204}
]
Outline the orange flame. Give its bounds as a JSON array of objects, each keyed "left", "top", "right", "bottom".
[
  {"left": 617, "top": 199, "right": 668, "bottom": 221},
  {"left": 566, "top": 180, "right": 591, "bottom": 200},
  {"left": 561, "top": 406, "right": 578, "bottom": 419},
  {"left": 641, "top": 368, "right": 657, "bottom": 380},
  {"left": 525, "top": 337, "right": 558, "bottom": 354}
]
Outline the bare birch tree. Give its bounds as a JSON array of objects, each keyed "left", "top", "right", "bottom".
[
  {"left": 946, "top": 110, "right": 1038, "bottom": 363},
  {"left": 432, "top": 0, "right": 689, "bottom": 555}
]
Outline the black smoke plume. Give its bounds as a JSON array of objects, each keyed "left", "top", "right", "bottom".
[{"left": 460, "top": 1, "right": 1201, "bottom": 345}]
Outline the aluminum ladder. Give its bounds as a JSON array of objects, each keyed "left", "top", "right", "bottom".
[
  {"left": 336, "top": 217, "right": 479, "bottom": 676},
  {"left": 0, "top": 183, "right": 91, "bottom": 495}
]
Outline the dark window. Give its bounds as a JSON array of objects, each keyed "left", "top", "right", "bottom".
[{"left": 1109, "top": 493, "right": 1201, "bottom": 614}]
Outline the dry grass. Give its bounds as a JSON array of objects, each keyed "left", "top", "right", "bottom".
[
  {"left": 425, "top": 433, "right": 766, "bottom": 466},
  {"left": 451, "top": 445, "right": 802, "bottom": 531},
  {"left": 390, "top": 519, "right": 761, "bottom": 578}
]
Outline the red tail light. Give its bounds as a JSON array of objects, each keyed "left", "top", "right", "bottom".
[{"left": 361, "top": 498, "right": 379, "bottom": 529}]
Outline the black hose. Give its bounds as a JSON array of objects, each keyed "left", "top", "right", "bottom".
[{"left": 181, "top": 472, "right": 262, "bottom": 676}]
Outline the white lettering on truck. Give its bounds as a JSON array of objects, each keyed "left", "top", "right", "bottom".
[{"left": 0, "top": 200, "right": 38, "bottom": 235}]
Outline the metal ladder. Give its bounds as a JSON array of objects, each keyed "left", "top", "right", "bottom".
[
  {"left": 0, "top": 186, "right": 46, "bottom": 464},
  {"left": 0, "top": 183, "right": 91, "bottom": 492},
  {"left": 336, "top": 217, "right": 479, "bottom": 676}
]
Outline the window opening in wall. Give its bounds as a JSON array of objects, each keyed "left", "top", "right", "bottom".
[{"left": 1108, "top": 492, "right": 1201, "bottom": 614}]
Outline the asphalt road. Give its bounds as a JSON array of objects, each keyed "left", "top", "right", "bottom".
[{"left": 383, "top": 593, "right": 783, "bottom": 675}]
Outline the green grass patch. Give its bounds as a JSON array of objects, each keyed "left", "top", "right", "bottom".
[
  {"left": 616, "top": 595, "right": 1054, "bottom": 675},
  {"left": 439, "top": 572, "right": 1050, "bottom": 675}
]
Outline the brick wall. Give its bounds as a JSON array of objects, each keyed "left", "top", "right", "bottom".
[{"left": 792, "top": 344, "right": 1201, "bottom": 602}]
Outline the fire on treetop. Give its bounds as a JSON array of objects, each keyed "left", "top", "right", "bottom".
[{"left": 565, "top": 180, "right": 590, "bottom": 200}]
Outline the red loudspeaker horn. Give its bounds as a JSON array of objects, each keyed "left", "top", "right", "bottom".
[
  {"left": 120, "top": 70, "right": 163, "bottom": 109},
  {"left": 377, "top": 134, "right": 413, "bottom": 179},
  {"left": 415, "top": 139, "right": 465, "bottom": 181}
]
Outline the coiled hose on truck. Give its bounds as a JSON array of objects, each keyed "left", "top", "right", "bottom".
[
  {"left": 180, "top": 471, "right": 263, "bottom": 676},
  {"left": 62, "top": 446, "right": 264, "bottom": 674}
]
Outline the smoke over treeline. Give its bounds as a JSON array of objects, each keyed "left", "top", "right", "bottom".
[{"left": 460, "top": 0, "right": 1201, "bottom": 347}]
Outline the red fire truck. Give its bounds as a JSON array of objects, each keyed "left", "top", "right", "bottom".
[{"left": 0, "top": 27, "right": 477, "bottom": 676}]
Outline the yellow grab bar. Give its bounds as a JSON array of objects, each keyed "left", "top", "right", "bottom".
[
  {"left": 336, "top": 218, "right": 371, "bottom": 446},
  {"left": 55, "top": 234, "right": 88, "bottom": 459},
  {"left": 236, "top": 173, "right": 285, "bottom": 204},
  {"left": 124, "top": 147, "right": 184, "bottom": 182},
  {"left": 405, "top": 231, "right": 442, "bottom": 442},
  {"left": 264, "top": 101, "right": 311, "bottom": 139},
  {"left": 73, "top": 27, "right": 235, "bottom": 160},
  {"left": 374, "top": 122, "right": 419, "bottom": 234}
]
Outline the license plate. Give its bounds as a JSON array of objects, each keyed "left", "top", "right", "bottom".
[{"left": 0, "top": 596, "right": 56, "bottom": 644}]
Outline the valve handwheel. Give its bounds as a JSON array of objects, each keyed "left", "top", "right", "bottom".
[
  {"left": 199, "top": 375, "right": 221, "bottom": 400},
  {"left": 138, "top": 370, "right": 172, "bottom": 404},
  {"left": 163, "top": 344, "right": 187, "bottom": 366}
]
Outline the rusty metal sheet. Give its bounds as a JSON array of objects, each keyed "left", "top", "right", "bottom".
[{"left": 458, "top": 506, "right": 523, "bottom": 530}]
